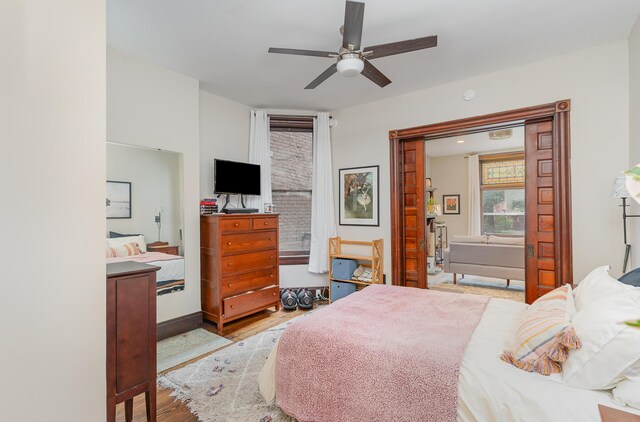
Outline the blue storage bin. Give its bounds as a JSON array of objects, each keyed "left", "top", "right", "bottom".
[
  {"left": 332, "top": 258, "right": 358, "bottom": 280},
  {"left": 330, "top": 280, "right": 357, "bottom": 302}
]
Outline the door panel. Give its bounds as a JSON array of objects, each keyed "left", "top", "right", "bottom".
[
  {"left": 400, "top": 140, "right": 427, "bottom": 288},
  {"left": 525, "top": 120, "right": 558, "bottom": 302}
]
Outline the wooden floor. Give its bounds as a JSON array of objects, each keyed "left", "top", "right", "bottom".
[{"left": 115, "top": 302, "right": 323, "bottom": 422}]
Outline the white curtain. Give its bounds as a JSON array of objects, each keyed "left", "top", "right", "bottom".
[
  {"left": 468, "top": 154, "right": 482, "bottom": 236},
  {"left": 308, "top": 112, "right": 337, "bottom": 273},
  {"left": 247, "top": 110, "right": 272, "bottom": 212}
]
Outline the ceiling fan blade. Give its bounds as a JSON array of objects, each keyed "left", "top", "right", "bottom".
[
  {"left": 268, "top": 47, "right": 336, "bottom": 58},
  {"left": 342, "top": 1, "right": 365, "bottom": 50},
  {"left": 365, "top": 35, "right": 438, "bottom": 60},
  {"left": 361, "top": 60, "right": 391, "bottom": 88},
  {"left": 305, "top": 63, "right": 338, "bottom": 89}
]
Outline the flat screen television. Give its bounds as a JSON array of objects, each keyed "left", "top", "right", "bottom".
[{"left": 214, "top": 159, "right": 261, "bottom": 195}]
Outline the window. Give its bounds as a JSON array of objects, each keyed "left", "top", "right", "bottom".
[
  {"left": 480, "top": 152, "right": 525, "bottom": 236},
  {"left": 270, "top": 116, "right": 314, "bottom": 264}
]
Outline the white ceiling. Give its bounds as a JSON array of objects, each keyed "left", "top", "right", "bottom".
[
  {"left": 426, "top": 126, "right": 524, "bottom": 157},
  {"left": 107, "top": 0, "right": 640, "bottom": 111}
]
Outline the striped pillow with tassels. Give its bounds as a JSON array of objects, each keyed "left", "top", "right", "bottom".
[
  {"left": 501, "top": 284, "right": 582, "bottom": 376},
  {"left": 106, "top": 241, "right": 142, "bottom": 258}
]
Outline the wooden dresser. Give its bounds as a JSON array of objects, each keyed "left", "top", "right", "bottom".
[
  {"left": 200, "top": 213, "right": 280, "bottom": 333},
  {"left": 107, "top": 261, "right": 159, "bottom": 422}
]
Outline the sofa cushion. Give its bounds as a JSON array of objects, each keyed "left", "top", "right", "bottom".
[
  {"left": 448, "top": 242, "right": 524, "bottom": 268},
  {"left": 488, "top": 235, "right": 524, "bottom": 246},
  {"left": 450, "top": 235, "right": 488, "bottom": 244}
]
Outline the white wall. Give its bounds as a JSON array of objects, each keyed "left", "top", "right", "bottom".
[
  {"left": 429, "top": 154, "right": 469, "bottom": 237},
  {"left": 199, "top": 91, "right": 252, "bottom": 198},
  {"left": 331, "top": 41, "right": 630, "bottom": 282},
  {"left": 107, "top": 48, "right": 200, "bottom": 322},
  {"left": 107, "top": 143, "right": 183, "bottom": 247},
  {"left": 630, "top": 18, "right": 640, "bottom": 270},
  {"left": 0, "top": 1, "right": 106, "bottom": 420}
]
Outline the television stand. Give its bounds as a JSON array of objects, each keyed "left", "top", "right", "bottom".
[{"left": 219, "top": 194, "right": 258, "bottom": 214}]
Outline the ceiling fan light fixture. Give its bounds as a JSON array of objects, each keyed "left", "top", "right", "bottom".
[{"left": 337, "top": 55, "right": 364, "bottom": 77}]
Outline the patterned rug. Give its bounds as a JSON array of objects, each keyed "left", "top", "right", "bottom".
[
  {"left": 158, "top": 319, "right": 299, "bottom": 422},
  {"left": 157, "top": 328, "right": 233, "bottom": 372},
  {"left": 429, "top": 273, "right": 524, "bottom": 302}
]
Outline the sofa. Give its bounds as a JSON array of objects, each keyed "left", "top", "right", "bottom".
[{"left": 443, "top": 235, "right": 524, "bottom": 287}]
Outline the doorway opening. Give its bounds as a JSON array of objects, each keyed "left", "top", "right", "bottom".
[
  {"left": 424, "top": 127, "right": 525, "bottom": 302},
  {"left": 389, "top": 100, "right": 572, "bottom": 304}
]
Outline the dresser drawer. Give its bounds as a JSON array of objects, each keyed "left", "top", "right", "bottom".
[
  {"left": 221, "top": 268, "right": 278, "bottom": 297},
  {"left": 221, "top": 249, "right": 277, "bottom": 275},
  {"left": 220, "top": 218, "right": 251, "bottom": 232},
  {"left": 223, "top": 285, "right": 279, "bottom": 319},
  {"left": 252, "top": 217, "right": 278, "bottom": 230},
  {"left": 221, "top": 231, "right": 277, "bottom": 255}
]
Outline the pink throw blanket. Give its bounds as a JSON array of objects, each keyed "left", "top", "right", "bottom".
[{"left": 275, "top": 284, "right": 489, "bottom": 422}]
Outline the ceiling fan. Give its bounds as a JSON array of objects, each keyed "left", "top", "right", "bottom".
[{"left": 268, "top": 0, "right": 437, "bottom": 89}]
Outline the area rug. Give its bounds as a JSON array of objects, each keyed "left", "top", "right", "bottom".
[
  {"left": 158, "top": 319, "right": 300, "bottom": 422},
  {"left": 428, "top": 274, "right": 523, "bottom": 303},
  {"left": 157, "top": 328, "right": 233, "bottom": 373}
]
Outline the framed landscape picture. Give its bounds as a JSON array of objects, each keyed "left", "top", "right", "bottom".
[
  {"left": 339, "top": 165, "right": 379, "bottom": 226},
  {"left": 442, "top": 194, "right": 460, "bottom": 215},
  {"left": 106, "top": 181, "right": 131, "bottom": 219}
]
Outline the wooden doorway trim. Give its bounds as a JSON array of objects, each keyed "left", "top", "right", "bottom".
[{"left": 389, "top": 100, "right": 572, "bottom": 302}]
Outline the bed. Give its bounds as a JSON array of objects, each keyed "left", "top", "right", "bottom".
[
  {"left": 258, "top": 284, "right": 640, "bottom": 421},
  {"left": 106, "top": 235, "right": 185, "bottom": 295}
]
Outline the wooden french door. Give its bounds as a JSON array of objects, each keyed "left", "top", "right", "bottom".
[
  {"left": 390, "top": 100, "right": 572, "bottom": 303},
  {"left": 397, "top": 140, "right": 427, "bottom": 288},
  {"left": 524, "top": 119, "right": 572, "bottom": 302}
]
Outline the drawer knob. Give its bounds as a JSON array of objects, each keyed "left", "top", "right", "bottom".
[
  {"left": 230, "top": 305, "right": 234, "bottom": 309},
  {"left": 234, "top": 223, "right": 239, "bottom": 227},
  {"left": 227, "top": 242, "right": 232, "bottom": 246},
  {"left": 270, "top": 256, "right": 274, "bottom": 259},
  {"left": 269, "top": 237, "right": 273, "bottom": 241},
  {"left": 272, "top": 292, "right": 276, "bottom": 296},
  {"left": 264, "top": 221, "right": 268, "bottom": 225},
  {"left": 270, "top": 274, "right": 274, "bottom": 278},
  {"left": 227, "top": 284, "right": 231, "bottom": 288},
  {"left": 227, "top": 262, "right": 232, "bottom": 267}
]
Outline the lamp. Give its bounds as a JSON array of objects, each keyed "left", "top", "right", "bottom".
[
  {"left": 336, "top": 54, "right": 364, "bottom": 77},
  {"left": 612, "top": 174, "right": 640, "bottom": 273}
]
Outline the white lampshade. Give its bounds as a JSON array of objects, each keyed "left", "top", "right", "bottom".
[
  {"left": 337, "top": 57, "right": 364, "bottom": 77},
  {"left": 612, "top": 175, "right": 630, "bottom": 198},
  {"left": 627, "top": 163, "right": 640, "bottom": 204}
]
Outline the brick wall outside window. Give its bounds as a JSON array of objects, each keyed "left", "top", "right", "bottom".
[{"left": 270, "top": 130, "right": 313, "bottom": 253}]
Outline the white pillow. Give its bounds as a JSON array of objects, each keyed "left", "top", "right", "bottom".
[
  {"left": 488, "top": 235, "right": 524, "bottom": 246},
  {"left": 560, "top": 291, "right": 640, "bottom": 389},
  {"left": 612, "top": 378, "right": 640, "bottom": 410},
  {"left": 573, "top": 266, "right": 630, "bottom": 310},
  {"left": 451, "top": 235, "right": 487, "bottom": 244},
  {"left": 106, "top": 235, "right": 147, "bottom": 252}
]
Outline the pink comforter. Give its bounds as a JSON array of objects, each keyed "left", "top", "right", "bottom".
[{"left": 275, "top": 284, "right": 489, "bottom": 422}]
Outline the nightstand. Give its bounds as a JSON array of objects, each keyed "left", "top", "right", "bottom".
[{"left": 147, "top": 241, "right": 180, "bottom": 256}]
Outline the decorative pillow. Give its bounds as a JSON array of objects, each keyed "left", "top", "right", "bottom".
[
  {"left": 619, "top": 267, "right": 640, "bottom": 287},
  {"left": 612, "top": 378, "right": 640, "bottom": 410},
  {"left": 501, "top": 284, "right": 581, "bottom": 376},
  {"left": 488, "top": 235, "right": 524, "bottom": 246},
  {"left": 560, "top": 286, "right": 640, "bottom": 390},
  {"left": 573, "top": 266, "right": 628, "bottom": 310},
  {"left": 107, "top": 235, "right": 147, "bottom": 252},
  {"left": 106, "top": 241, "right": 141, "bottom": 258},
  {"left": 109, "top": 231, "right": 141, "bottom": 239},
  {"left": 450, "top": 235, "right": 487, "bottom": 244}
]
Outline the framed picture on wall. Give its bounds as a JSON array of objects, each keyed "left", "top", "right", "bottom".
[
  {"left": 442, "top": 194, "right": 460, "bottom": 215},
  {"left": 106, "top": 181, "right": 131, "bottom": 219},
  {"left": 339, "top": 165, "right": 379, "bottom": 226}
]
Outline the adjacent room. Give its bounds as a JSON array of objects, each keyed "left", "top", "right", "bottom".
[{"left": 5, "top": 1, "right": 640, "bottom": 421}]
